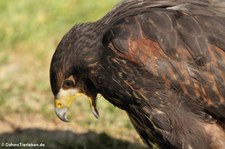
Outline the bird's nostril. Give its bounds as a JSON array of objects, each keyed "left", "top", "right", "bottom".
[{"left": 58, "top": 102, "right": 62, "bottom": 107}]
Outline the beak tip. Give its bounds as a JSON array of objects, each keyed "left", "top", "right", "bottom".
[
  {"left": 55, "top": 108, "right": 70, "bottom": 122},
  {"left": 92, "top": 109, "right": 100, "bottom": 119}
]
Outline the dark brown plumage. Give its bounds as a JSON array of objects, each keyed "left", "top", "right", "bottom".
[{"left": 50, "top": 0, "right": 225, "bottom": 148}]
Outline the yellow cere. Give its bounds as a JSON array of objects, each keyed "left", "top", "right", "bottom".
[
  {"left": 54, "top": 99, "right": 62, "bottom": 108},
  {"left": 54, "top": 93, "right": 87, "bottom": 108},
  {"left": 66, "top": 93, "right": 85, "bottom": 107}
]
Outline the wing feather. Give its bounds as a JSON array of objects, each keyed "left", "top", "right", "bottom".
[{"left": 103, "top": 4, "right": 225, "bottom": 118}]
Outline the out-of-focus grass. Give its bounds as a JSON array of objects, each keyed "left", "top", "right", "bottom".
[{"left": 0, "top": 0, "right": 146, "bottom": 148}]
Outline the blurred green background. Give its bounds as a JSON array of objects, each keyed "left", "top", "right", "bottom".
[{"left": 0, "top": 0, "right": 147, "bottom": 148}]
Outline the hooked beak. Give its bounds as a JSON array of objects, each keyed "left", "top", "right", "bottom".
[
  {"left": 54, "top": 90, "right": 99, "bottom": 122},
  {"left": 55, "top": 107, "right": 70, "bottom": 122}
]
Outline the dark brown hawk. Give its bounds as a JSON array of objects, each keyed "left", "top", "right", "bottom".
[{"left": 50, "top": 0, "right": 225, "bottom": 148}]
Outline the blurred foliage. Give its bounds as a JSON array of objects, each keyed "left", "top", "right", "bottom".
[
  {"left": 0, "top": 0, "right": 118, "bottom": 48},
  {"left": 0, "top": 0, "right": 147, "bottom": 148}
]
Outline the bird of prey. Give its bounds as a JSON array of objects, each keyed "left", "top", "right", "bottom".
[{"left": 50, "top": 0, "right": 225, "bottom": 148}]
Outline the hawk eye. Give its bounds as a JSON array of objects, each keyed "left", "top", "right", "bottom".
[{"left": 63, "top": 80, "right": 75, "bottom": 89}]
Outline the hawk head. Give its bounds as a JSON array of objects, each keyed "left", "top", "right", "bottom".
[{"left": 50, "top": 23, "right": 103, "bottom": 121}]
